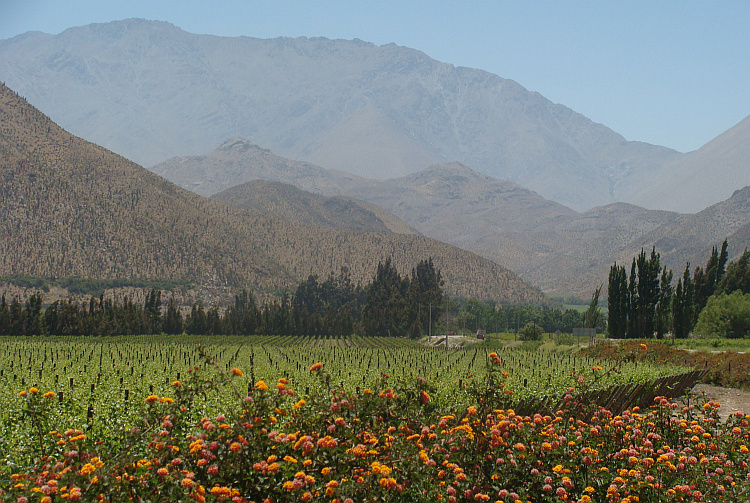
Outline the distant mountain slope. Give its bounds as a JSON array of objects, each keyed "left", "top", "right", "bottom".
[
  {"left": 338, "top": 163, "right": 579, "bottom": 271},
  {"left": 157, "top": 138, "right": 750, "bottom": 296},
  {"left": 631, "top": 186, "right": 750, "bottom": 268},
  {"left": 212, "top": 180, "right": 418, "bottom": 235},
  {"left": 153, "top": 137, "right": 365, "bottom": 197},
  {"left": 0, "top": 82, "right": 541, "bottom": 304},
  {"left": 0, "top": 18, "right": 682, "bottom": 211},
  {"left": 625, "top": 115, "right": 750, "bottom": 213}
]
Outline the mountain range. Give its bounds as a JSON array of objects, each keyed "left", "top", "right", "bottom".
[
  {"left": 153, "top": 138, "right": 750, "bottom": 297},
  {"left": 1, "top": 18, "right": 747, "bottom": 212},
  {"left": 0, "top": 82, "right": 544, "bottom": 305}
]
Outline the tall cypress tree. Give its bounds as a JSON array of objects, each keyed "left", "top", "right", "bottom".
[
  {"left": 672, "top": 263, "right": 694, "bottom": 339},
  {"left": 363, "top": 258, "right": 408, "bottom": 337},
  {"left": 608, "top": 264, "right": 628, "bottom": 339},
  {"left": 718, "top": 249, "right": 750, "bottom": 295},
  {"left": 406, "top": 258, "right": 445, "bottom": 338},
  {"left": 627, "top": 259, "right": 638, "bottom": 338},
  {"left": 163, "top": 296, "right": 183, "bottom": 335},
  {"left": 633, "top": 248, "right": 661, "bottom": 338},
  {"left": 655, "top": 267, "right": 673, "bottom": 339}
]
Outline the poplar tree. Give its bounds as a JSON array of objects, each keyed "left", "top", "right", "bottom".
[
  {"left": 672, "top": 263, "right": 694, "bottom": 339},
  {"left": 607, "top": 265, "right": 628, "bottom": 339}
]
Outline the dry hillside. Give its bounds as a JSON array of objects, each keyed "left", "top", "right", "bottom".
[{"left": 0, "top": 83, "right": 543, "bottom": 304}]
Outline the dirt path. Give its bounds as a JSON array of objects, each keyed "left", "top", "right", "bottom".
[{"left": 689, "top": 384, "right": 750, "bottom": 419}]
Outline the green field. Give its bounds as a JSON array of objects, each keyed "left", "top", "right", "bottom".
[
  {"left": 5, "top": 335, "right": 749, "bottom": 503},
  {"left": 1, "top": 334, "right": 687, "bottom": 451}
]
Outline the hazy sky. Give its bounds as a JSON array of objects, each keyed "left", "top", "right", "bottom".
[{"left": 1, "top": 0, "right": 748, "bottom": 153}]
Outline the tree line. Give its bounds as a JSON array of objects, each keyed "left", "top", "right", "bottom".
[
  {"left": 446, "top": 297, "right": 606, "bottom": 336},
  {"left": 608, "top": 241, "right": 750, "bottom": 339},
  {"left": 0, "top": 258, "right": 446, "bottom": 338}
]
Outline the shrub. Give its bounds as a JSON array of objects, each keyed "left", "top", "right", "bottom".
[
  {"left": 519, "top": 321, "right": 543, "bottom": 341},
  {"left": 694, "top": 291, "right": 750, "bottom": 339}
]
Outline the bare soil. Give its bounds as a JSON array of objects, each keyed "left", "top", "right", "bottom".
[{"left": 689, "top": 384, "right": 750, "bottom": 419}]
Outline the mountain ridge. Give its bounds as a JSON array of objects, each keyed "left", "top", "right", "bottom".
[
  {"left": 0, "top": 18, "right": 700, "bottom": 212},
  {"left": 0, "top": 82, "right": 543, "bottom": 305},
  {"left": 155, "top": 138, "right": 750, "bottom": 296}
]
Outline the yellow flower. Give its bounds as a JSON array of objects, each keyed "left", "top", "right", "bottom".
[
  {"left": 255, "top": 381, "right": 269, "bottom": 391},
  {"left": 79, "top": 463, "right": 96, "bottom": 475},
  {"left": 29, "top": 387, "right": 39, "bottom": 394}
]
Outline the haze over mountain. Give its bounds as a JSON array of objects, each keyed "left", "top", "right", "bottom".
[
  {"left": 0, "top": 82, "right": 545, "bottom": 305},
  {"left": 7, "top": 18, "right": 746, "bottom": 212},
  {"left": 211, "top": 179, "right": 418, "bottom": 235},
  {"left": 623, "top": 115, "right": 750, "bottom": 213},
  {"left": 156, "top": 138, "right": 750, "bottom": 297}
]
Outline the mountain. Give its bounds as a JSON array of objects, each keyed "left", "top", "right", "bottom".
[
  {"left": 0, "top": 18, "right": 686, "bottom": 212},
  {"left": 0, "top": 82, "right": 543, "bottom": 305},
  {"left": 211, "top": 179, "right": 418, "bottom": 235},
  {"left": 153, "top": 137, "right": 365, "bottom": 197},
  {"left": 630, "top": 186, "right": 750, "bottom": 269},
  {"left": 624, "top": 115, "right": 750, "bottom": 213},
  {"left": 156, "top": 137, "right": 750, "bottom": 296}
]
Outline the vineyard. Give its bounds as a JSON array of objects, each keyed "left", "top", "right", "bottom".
[
  {"left": 3, "top": 335, "right": 685, "bottom": 459},
  {"left": 3, "top": 335, "right": 750, "bottom": 502}
]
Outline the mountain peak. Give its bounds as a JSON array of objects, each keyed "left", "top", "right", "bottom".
[
  {"left": 0, "top": 20, "right": 682, "bottom": 211},
  {"left": 217, "top": 137, "right": 267, "bottom": 153}
]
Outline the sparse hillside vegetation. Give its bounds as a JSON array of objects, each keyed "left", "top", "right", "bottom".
[{"left": 0, "top": 83, "right": 543, "bottom": 305}]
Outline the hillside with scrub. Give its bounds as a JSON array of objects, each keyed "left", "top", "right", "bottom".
[{"left": 0, "top": 82, "right": 543, "bottom": 305}]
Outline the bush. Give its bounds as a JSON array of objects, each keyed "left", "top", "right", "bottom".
[
  {"left": 694, "top": 291, "right": 750, "bottom": 339},
  {"left": 556, "top": 332, "right": 576, "bottom": 345},
  {"left": 518, "top": 321, "right": 543, "bottom": 341}
]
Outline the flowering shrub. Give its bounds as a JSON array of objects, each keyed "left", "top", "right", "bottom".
[
  {"left": 582, "top": 340, "right": 750, "bottom": 389},
  {"left": 3, "top": 352, "right": 750, "bottom": 502}
]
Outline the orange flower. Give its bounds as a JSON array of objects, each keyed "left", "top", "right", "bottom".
[
  {"left": 310, "top": 362, "right": 323, "bottom": 372},
  {"left": 639, "top": 343, "right": 647, "bottom": 350},
  {"left": 255, "top": 381, "right": 268, "bottom": 391},
  {"left": 231, "top": 368, "right": 243, "bottom": 377},
  {"left": 43, "top": 391, "right": 55, "bottom": 398},
  {"left": 420, "top": 390, "right": 430, "bottom": 405},
  {"left": 145, "top": 395, "right": 159, "bottom": 404}
]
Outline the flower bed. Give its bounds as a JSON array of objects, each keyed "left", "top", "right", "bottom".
[
  {"left": 3, "top": 352, "right": 750, "bottom": 502},
  {"left": 581, "top": 340, "right": 750, "bottom": 389}
]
